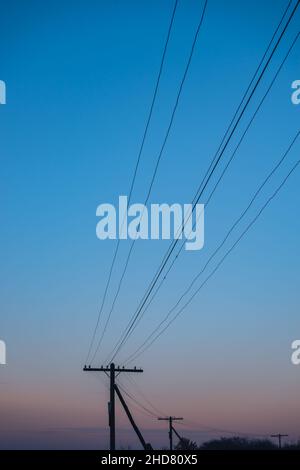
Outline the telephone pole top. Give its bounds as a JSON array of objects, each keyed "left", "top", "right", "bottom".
[{"left": 83, "top": 364, "right": 143, "bottom": 373}]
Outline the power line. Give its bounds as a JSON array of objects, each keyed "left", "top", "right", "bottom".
[
  {"left": 123, "top": 374, "right": 166, "bottom": 417},
  {"left": 103, "top": 374, "right": 271, "bottom": 440},
  {"left": 91, "top": 0, "right": 208, "bottom": 363},
  {"left": 84, "top": 0, "right": 179, "bottom": 364},
  {"left": 106, "top": 0, "right": 296, "bottom": 363},
  {"left": 106, "top": 0, "right": 299, "bottom": 364},
  {"left": 119, "top": 378, "right": 270, "bottom": 440},
  {"left": 123, "top": 127, "right": 300, "bottom": 364},
  {"left": 116, "top": 380, "right": 158, "bottom": 419},
  {"left": 176, "top": 420, "right": 269, "bottom": 439},
  {"left": 121, "top": 30, "right": 300, "bottom": 364},
  {"left": 125, "top": 145, "right": 300, "bottom": 364},
  {"left": 119, "top": 29, "right": 300, "bottom": 359}
]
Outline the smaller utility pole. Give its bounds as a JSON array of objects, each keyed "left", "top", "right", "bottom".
[
  {"left": 158, "top": 416, "right": 183, "bottom": 450},
  {"left": 270, "top": 434, "right": 288, "bottom": 449}
]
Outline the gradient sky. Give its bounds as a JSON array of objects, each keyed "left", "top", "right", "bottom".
[{"left": 1, "top": 0, "right": 300, "bottom": 449}]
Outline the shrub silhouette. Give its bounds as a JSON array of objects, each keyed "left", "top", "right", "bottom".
[
  {"left": 171, "top": 435, "right": 300, "bottom": 451},
  {"left": 200, "top": 437, "right": 277, "bottom": 450},
  {"left": 175, "top": 438, "right": 198, "bottom": 450}
]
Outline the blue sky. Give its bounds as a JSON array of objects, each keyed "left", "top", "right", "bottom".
[{"left": 0, "top": 0, "right": 300, "bottom": 449}]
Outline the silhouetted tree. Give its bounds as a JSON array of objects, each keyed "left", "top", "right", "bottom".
[
  {"left": 175, "top": 438, "right": 198, "bottom": 450},
  {"left": 200, "top": 437, "right": 277, "bottom": 450},
  {"left": 166, "top": 435, "right": 300, "bottom": 451},
  {"left": 283, "top": 441, "right": 300, "bottom": 450}
]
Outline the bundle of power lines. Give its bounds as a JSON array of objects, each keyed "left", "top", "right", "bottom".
[{"left": 84, "top": 0, "right": 300, "bottom": 429}]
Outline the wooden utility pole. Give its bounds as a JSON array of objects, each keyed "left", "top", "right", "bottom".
[
  {"left": 83, "top": 363, "right": 143, "bottom": 450},
  {"left": 109, "top": 363, "right": 115, "bottom": 449},
  {"left": 158, "top": 416, "right": 183, "bottom": 450},
  {"left": 270, "top": 433, "right": 288, "bottom": 449}
]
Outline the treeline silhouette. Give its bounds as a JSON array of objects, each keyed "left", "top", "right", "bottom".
[{"left": 174, "top": 437, "right": 300, "bottom": 450}]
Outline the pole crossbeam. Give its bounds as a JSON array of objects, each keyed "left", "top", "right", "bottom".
[{"left": 83, "top": 366, "right": 143, "bottom": 373}]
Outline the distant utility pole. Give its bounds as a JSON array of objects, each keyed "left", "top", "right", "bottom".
[
  {"left": 83, "top": 363, "right": 143, "bottom": 450},
  {"left": 158, "top": 416, "right": 183, "bottom": 450},
  {"left": 270, "top": 433, "right": 289, "bottom": 449}
]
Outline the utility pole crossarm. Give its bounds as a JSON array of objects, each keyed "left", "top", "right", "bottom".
[
  {"left": 158, "top": 417, "right": 183, "bottom": 421},
  {"left": 83, "top": 366, "right": 143, "bottom": 373}
]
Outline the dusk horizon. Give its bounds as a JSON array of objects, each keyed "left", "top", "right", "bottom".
[{"left": 1, "top": 0, "right": 300, "bottom": 459}]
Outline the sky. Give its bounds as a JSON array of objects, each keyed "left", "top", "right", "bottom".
[{"left": 0, "top": 0, "right": 300, "bottom": 449}]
